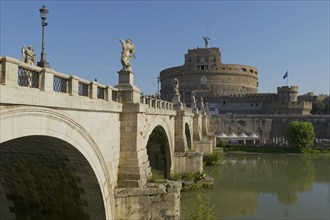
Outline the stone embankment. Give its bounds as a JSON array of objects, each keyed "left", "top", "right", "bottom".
[{"left": 114, "top": 181, "right": 182, "bottom": 219}]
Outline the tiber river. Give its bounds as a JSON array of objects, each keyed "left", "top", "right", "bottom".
[{"left": 181, "top": 154, "right": 330, "bottom": 220}]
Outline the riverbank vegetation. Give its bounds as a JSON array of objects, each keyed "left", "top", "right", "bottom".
[
  {"left": 170, "top": 172, "right": 214, "bottom": 191},
  {"left": 186, "top": 192, "right": 216, "bottom": 220},
  {"left": 286, "top": 121, "right": 315, "bottom": 152},
  {"left": 223, "top": 145, "right": 330, "bottom": 154},
  {"left": 204, "top": 151, "right": 224, "bottom": 166},
  {"left": 223, "top": 145, "right": 301, "bottom": 154}
]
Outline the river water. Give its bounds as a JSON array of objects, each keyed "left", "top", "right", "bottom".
[{"left": 181, "top": 153, "right": 330, "bottom": 220}]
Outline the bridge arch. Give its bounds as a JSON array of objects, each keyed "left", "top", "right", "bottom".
[
  {"left": 143, "top": 117, "right": 174, "bottom": 179},
  {"left": 0, "top": 107, "right": 114, "bottom": 219},
  {"left": 146, "top": 125, "right": 171, "bottom": 179}
]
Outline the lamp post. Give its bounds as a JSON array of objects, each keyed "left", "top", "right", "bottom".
[
  {"left": 157, "top": 76, "right": 160, "bottom": 94},
  {"left": 37, "top": 5, "right": 49, "bottom": 68}
]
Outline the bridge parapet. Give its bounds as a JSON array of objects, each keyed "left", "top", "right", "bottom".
[
  {"left": 140, "top": 95, "right": 174, "bottom": 111},
  {"left": 0, "top": 56, "right": 121, "bottom": 111}
]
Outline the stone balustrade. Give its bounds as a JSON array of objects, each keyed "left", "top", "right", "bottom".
[
  {"left": 140, "top": 95, "right": 174, "bottom": 111},
  {"left": 0, "top": 56, "right": 119, "bottom": 103}
]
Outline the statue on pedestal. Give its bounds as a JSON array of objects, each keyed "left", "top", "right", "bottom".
[
  {"left": 173, "top": 78, "right": 179, "bottom": 95},
  {"left": 191, "top": 91, "right": 196, "bottom": 104},
  {"left": 200, "top": 96, "right": 205, "bottom": 111},
  {"left": 119, "top": 38, "right": 135, "bottom": 72},
  {"left": 21, "top": 45, "right": 36, "bottom": 65}
]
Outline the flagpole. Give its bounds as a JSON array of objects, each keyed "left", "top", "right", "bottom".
[{"left": 287, "top": 72, "right": 288, "bottom": 86}]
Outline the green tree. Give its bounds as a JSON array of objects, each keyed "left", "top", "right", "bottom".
[
  {"left": 217, "top": 139, "right": 227, "bottom": 148},
  {"left": 312, "top": 101, "right": 325, "bottom": 114},
  {"left": 286, "top": 121, "right": 315, "bottom": 151}
]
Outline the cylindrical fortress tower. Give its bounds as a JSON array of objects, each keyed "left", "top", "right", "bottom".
[
  {"left": 277, "top": 86, "right": 298, "bottom": 102},
  {"left": 160, "top": 47, "right": 259, "bottom": 101}
]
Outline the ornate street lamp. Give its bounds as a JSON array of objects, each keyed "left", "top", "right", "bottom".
[{"left": 37, "top": 5, "right": 49, "bottom": 68}]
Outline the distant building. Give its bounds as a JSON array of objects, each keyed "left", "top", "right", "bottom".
[
  {"left": 159, "top": 42, "right": 311, "bottom": 115},
  {"left": 207, "top": 86, "right": 312, "bottom": 115},
  {"left": 298, "top": 92, "right": 327, "bottom": 102},
  {"left": 160, "top": 47, "right": 258, "bottom": 101}
]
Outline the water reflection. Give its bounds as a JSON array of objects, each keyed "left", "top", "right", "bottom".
[{"left": 181, "top": 154, "right": 330, "bottom": 219}]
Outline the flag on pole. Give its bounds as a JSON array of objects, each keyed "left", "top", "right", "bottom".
[{"left": 283, "top": 71, "right": 288, "bottom": 79}]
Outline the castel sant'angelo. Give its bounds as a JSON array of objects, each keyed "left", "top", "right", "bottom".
[{"left": 160, "top": 38, "right": 312, "bottom": 115}]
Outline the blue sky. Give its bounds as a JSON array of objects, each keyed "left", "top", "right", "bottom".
[{"left": 1, "top": 0, "right": 329, "bottom": 95}]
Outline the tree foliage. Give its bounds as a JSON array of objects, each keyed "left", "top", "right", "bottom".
[
  {"left": 286, "top": 121, "right": 315, "bottom": 151},
  {"left": 311, "top": 97, "right": 330, "bottom": 115},
  {"left": 204, "top": 151, "right": 224, "bottom": 166},
  {"left": 217, "top": 139, "right": 227, "bottom": 148}
]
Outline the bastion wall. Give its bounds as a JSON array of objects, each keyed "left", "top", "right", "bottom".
[{"left": 211, "top": 114, "right": 330, "bottom": 142}]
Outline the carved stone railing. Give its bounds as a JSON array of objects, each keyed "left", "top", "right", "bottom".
[
  {"left": 140, "top": 95, "right": 174, "bottom": 111},
  {"left": 0, "top": 56, "right": 120, "bottom": 103}
]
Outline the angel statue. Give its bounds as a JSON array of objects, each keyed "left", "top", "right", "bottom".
[
  {"left": 203, "top": 36, "right": 210, "bottom": 48},
  {"left": 200, "top": 96, "right": 205, "bottom": 110},
  {"left": 119, "top": 38, "right": 136, "bottom": 72},
  {"left": 21, "top": 45, "right": 37, "bottom": 65},
  {"left": 173, "top": 78, "right": 179, "bottom": 95},
  {"left": 191, "top": 90, "right": 196, "bottom": 104}
]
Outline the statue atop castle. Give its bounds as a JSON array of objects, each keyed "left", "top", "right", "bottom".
[
  {"left": 203, "top": 36, "right": 210, "bottom": 48},
  {"left": 119, "top": 38, "right": 136, "bottom": 72},
  {"left": 21, "top": 45, "right": 36, "bottom": 65}
]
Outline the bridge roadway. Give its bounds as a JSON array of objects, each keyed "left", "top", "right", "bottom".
[{"left": 0, "top": 56, "right": 214, "bottom": 219}]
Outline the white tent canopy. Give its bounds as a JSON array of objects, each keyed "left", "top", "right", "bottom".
[
  {"left": 216, "top": 132, "right": 260, "bottom": 145},
  {"left": 249, "top": 133, "right": 259, "bottom": 139},
  {"left": 217, "top": 132, "right": 228, "bottom": 138},
  {"left": 238, "top": 132, "right": 248, "bottom": 138},
  {"left": 228, "top": 132, "right": 238, "bottom": 138}
]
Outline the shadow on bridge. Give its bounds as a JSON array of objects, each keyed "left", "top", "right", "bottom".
[
  {"left": 0, "top": 136, "right": 105, "bottom": 220},
  {"left": 146, "top": 125, "right": 171, "bottom": 179}
]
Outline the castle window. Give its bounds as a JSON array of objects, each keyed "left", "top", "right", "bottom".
[
  {"left": 241, "top": 68, "right": 247, "bottom": 72},
  {"left": 197, "top": 65, "right": 208, "bottom": 71},
  {"left": 250, "top": 69, "right": 254, "bottom": 73}
]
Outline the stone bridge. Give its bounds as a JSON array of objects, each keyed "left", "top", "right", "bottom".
[{"left": 0, "top": 56, "right": 214, "bottom": 219}]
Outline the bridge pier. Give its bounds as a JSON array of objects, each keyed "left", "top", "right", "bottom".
[{"left": 117, "top": 108, "right": 152, "bottom": 188}]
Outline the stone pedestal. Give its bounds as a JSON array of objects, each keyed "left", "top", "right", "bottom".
[
  {"left": 115, "top": 70, "right": 141, "bottom": 103},
  {"left": 118, "top": 69, "right": 134, "bottom": 85},
  {"left": 172, "top": 94, "right": 180, "bottom": 103}
]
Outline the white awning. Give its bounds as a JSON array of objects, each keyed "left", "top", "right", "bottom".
[
  {"left": 238, "top": 132, "right": 248, "bottom": 138},
  {"left": 249, "top": 133, "right": 259, "bottom": 139},
  {"left": 228, "top": 132, "right": 238, "bottom": 138},
  {"left": 217, "top": 132, "right": 228, "bottom": 138}
]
